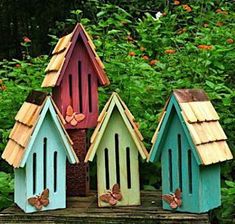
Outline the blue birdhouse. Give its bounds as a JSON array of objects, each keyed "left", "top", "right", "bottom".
[
  {"left": 1, "top": 91, "right": 79, "bottom": 213},
  {"left": 149, "top": 89, "right": 233, "bottom": 213}
]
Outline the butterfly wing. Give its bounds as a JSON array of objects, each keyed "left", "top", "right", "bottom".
[
  {"left": 174, "top": 188, "right": 182, "bottom": 207},
  {"left": 28, "top": 197, "right": 42, "bottom": 210},
  {"left": 65, "top": 115, "right": 73, "bottom": 123},
  {"left": 74, "top": 113, "right": 85, "bottom": 122},
  {"left": 66, "top": 105, "right": 74, "bottom": 116},
  {"left": 109, "top": 197, "right": 118, "bottom": 206},
  {"left": 111, "top": 184, "right": 123, "bottom": 201},
  {"left": 162, "top": 194, "right": 174, "bottom": 204},
  {"left": 40, "top": 189, "right": 49, "bottom": 207},
  {"left": 28, "top": 197, "right": 38, "bottom": 206},
  {"left": 70, "top": 117, "right": 78, "bottom": 126},
  {"left": 100, "top": 193, "right": 112, "bottom": 203}
]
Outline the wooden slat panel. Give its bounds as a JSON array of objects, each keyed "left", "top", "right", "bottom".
[
  {"left": 1, "top": 140, "right": 17, "bottom": 160},
  {"left": 216, "top": 141, "right": 233, "bottom": 160},
  {"left": 15, "top": 102, "right": 31, "bottom": 122},
  {"left": 188, "top": 102, "right": 206, "bottom": 122},
  {"left": 201, "top": 101, "right": 219, "bottom": 120},
  {"left": 151, "top": 111, "right": 167, "bottom": 144},
  {"left": 9, "top": 122, "right": 33, "bottom": 147},
  {"left": 185, "top": 123, "right": 201, "bottom": 145},
  {"left": 196, "top": 141, "right": 233, "bottom": 165},
  {"left": 173, "top": 89, "right": 209, "bottom": 103},
  {"left": 209, "top": 121, "right": 227, "bottom": 140},
  {"left": 41, "top": 71, "right": 60, "bottom": 87},
  {"left": 12, "top": 147, "right": 25, "bottom": 168},
  {"left": 52, "top": 33, "right": 72, "bottom": 55},
  {"left": 179, "top": 103, "right": 197, "bottom": 123}
]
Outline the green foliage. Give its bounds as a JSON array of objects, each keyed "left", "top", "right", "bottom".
[{"left": 0, "top": 172, "right": 14, "bottom": 210}]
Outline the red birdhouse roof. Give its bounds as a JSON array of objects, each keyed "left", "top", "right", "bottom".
[{"left": 41, "top": 23, "right": 110, "bottom": 87}]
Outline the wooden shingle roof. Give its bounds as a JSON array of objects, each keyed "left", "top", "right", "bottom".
[
  {"left": 41, "top": 23, "right": 109, "bottom": 87},
  {"left": 2, "top": 91, "right": 78, "bottom": 168},
  {"left": 150, "top": 89, "right": 233, "bottom": 165},
  {"left": 85, "top": 92, "right": 148, "bottom": 162}
]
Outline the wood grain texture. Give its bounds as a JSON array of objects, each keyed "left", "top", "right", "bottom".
[{"left": 0, "top": 191, "right": 210, "bottom": 224}]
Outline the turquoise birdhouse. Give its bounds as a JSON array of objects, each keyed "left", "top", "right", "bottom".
[
  {"left": 149, "top": 89, "right": 233, "bottom": 213},
  {"left": 1, "top": 91, "right": 79, "bottom": 213}
]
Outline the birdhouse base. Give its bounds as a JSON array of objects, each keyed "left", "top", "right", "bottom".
[
  {"left": 66, "top": 129, "right": 89, "bottom": 196},
  {"left": 0, "top": 191, "right": 210, "bottom": 224}
]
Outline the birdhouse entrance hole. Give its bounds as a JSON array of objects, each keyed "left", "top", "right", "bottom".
[
  {"left": 115, "top": 134, "right": 120, "bottom": 185},
  {"left": 178, "top": 134, "right": 182, "bottom": 191},
  {"left": 78, "top": 60, "right": 83, "bottom": 113},
  {"left": 104, "top": 148, "right": 110, "bottom": 189},
  {"left": 33, "top": 153, "right": 37, "bottom": 194},
  {"left": 188, "top": 150, "right": 193, "bottom": 194},
  {"left": 168, "top": 149, "right": 173, "bottom": 192},
  {"left": 54, "top": 151, "right": 57, "bottom": 192},
  {"left": 43, "top": 138, "right": 47, "bottom": 189}
]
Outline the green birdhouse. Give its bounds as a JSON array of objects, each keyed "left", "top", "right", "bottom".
[{"left": 149, "top": 89, "right": 233, "bottom": 213}]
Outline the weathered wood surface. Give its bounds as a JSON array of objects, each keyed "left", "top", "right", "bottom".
[{"left": 0, "top": 191, "right": 209, "bottom": 224}]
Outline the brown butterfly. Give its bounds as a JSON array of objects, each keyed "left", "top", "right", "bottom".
[
  {"left": 28, "top": 189, "right": 49, "bottom": 210},
  {"left": 162, "top": 188, "right": 182, "bottom": 209},
  {"left": 65, "top": 105, "right": 85, "bottom": 126},
  {"left": 100, "top": 184, "right": 123, "bottom": 206}
]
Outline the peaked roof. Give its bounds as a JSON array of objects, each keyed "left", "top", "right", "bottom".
[
  {"left": 149, "top": 89, "right": 233, "bottom": 165},
  {"left": 2, "top": 91, "right": 79, "bottom": 168},
  {"left": 41, "top": 23, "right": 110, "bottom": 87},
  {"left": 85, "top": 92, "right": 148, "bottom": 162}
]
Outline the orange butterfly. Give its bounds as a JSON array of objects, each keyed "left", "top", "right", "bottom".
[
  {"left": 28, "top": 189, "right": 49, "bottom": 210},
  {"left": 162, "top": 188, "right": 182, "bottom": 209},
  {"left": 65, "top": 105, "right": 85, "bottom": 126},
  {"left": 100, "top": 184, "right": 123, "bottom": 206}
]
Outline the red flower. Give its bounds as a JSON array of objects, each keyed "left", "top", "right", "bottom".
[
  {"left": 226, "top": 38, "right": 234, "bottom": 44},
  {"left": 23, "top": 36, "right": 31, "bottom": 43},
  {"left": 1, "top": 85, "right": 7, "bottom": 91},
  {"left": 142, "top": 55, "right": 149, "bottom": 60},
  {"left": 149, "top": 60, "right": 159, "bottom": 66},
  {"left": 140, "top": 46, "right": 146, "bottom": 51},
  {"left": 165, "top": 49, "right": 176, "bottom": 54},
  {"left": 216, "top": 21, "right": 224, "bottom": 27},
  {"left": 197, "top": 45, "right": 213, "bottom": 50},
  {"left": 0, "top": 79, "right": 2, "bottom": 85},
  {"left": 216, "top": 9, "right": 228, "bottom": 15},
  {"left": 174, "top": 0, "right": 180, "bottom": 6},
  {"left": 15, "top": 64, "right": 21, "bottom": 68},
  {"left": 183, "top": 4, "right": 192, "bottom": 12},
  {"left": 128, "top": 51, "right": 136, "bottom": 57}
]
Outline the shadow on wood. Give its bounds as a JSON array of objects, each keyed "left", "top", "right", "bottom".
[{"left": 0, "top": 191, "right": 209, "bottom": 224}]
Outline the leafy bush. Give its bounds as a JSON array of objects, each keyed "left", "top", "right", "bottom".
[{"left": 0, "top": 172, "right": 14, "bottom": 210}]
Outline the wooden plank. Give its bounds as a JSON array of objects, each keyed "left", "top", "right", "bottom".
[
  {"left": 179, "top": 103, "right": 197, "bottom": 123},
  {"left": 201, "top": 101, "right": 219, "bottom": 120},
  {"left": 0, "top": 191, "right": 210, "bottom": 224},
  {"left": 188, "top": 102, "right": 206, "bottom": 122}
]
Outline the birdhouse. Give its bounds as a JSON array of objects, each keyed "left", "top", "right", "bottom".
[
  {"left": 41, "top": 23, "right": 110, "bottom": 129},
  {"left": 1, "top": 91, "right": 79, "bottom": 213},
  {"left": 149, "top": 89, "right": 233, "bottom": 213},
  {"left": 85, "top": 93, "right": 148, "bottom": 207}
]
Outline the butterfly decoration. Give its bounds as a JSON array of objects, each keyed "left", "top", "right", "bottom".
[
  {"left": 28, "top": 189, "right": 49, "bottom": 210},
  {"left": 162, "top": 188, "right": 182, "bottom": 209},
  {"left": 65, "top": 105, "right": 85, "bottom": 126},
  {"left": 100, "top": 184, "right": 123, "bottom": 206}
]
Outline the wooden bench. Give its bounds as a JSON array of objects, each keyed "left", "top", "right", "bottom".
[{"left": 0, "top": 191, "right": 209, "bottom": 224}]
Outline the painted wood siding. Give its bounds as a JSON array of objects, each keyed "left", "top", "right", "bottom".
[
  {"left": 55, "top": 36, "right": 98, "bottom": 129},
  {"left": 14, "top": 168, "right": 27, "bottom": 211},
  {"left": 97, "top": 108, "right": 140, "bottom": 207},
  {"left": 161, "top": 107, "right": 201, "bottom": 212},
  {"left": 200, "top": 164, "right": 221, "bottom": 212},
  {"left": 25, "top": 112, "right": 66, "bottom": 213}
]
